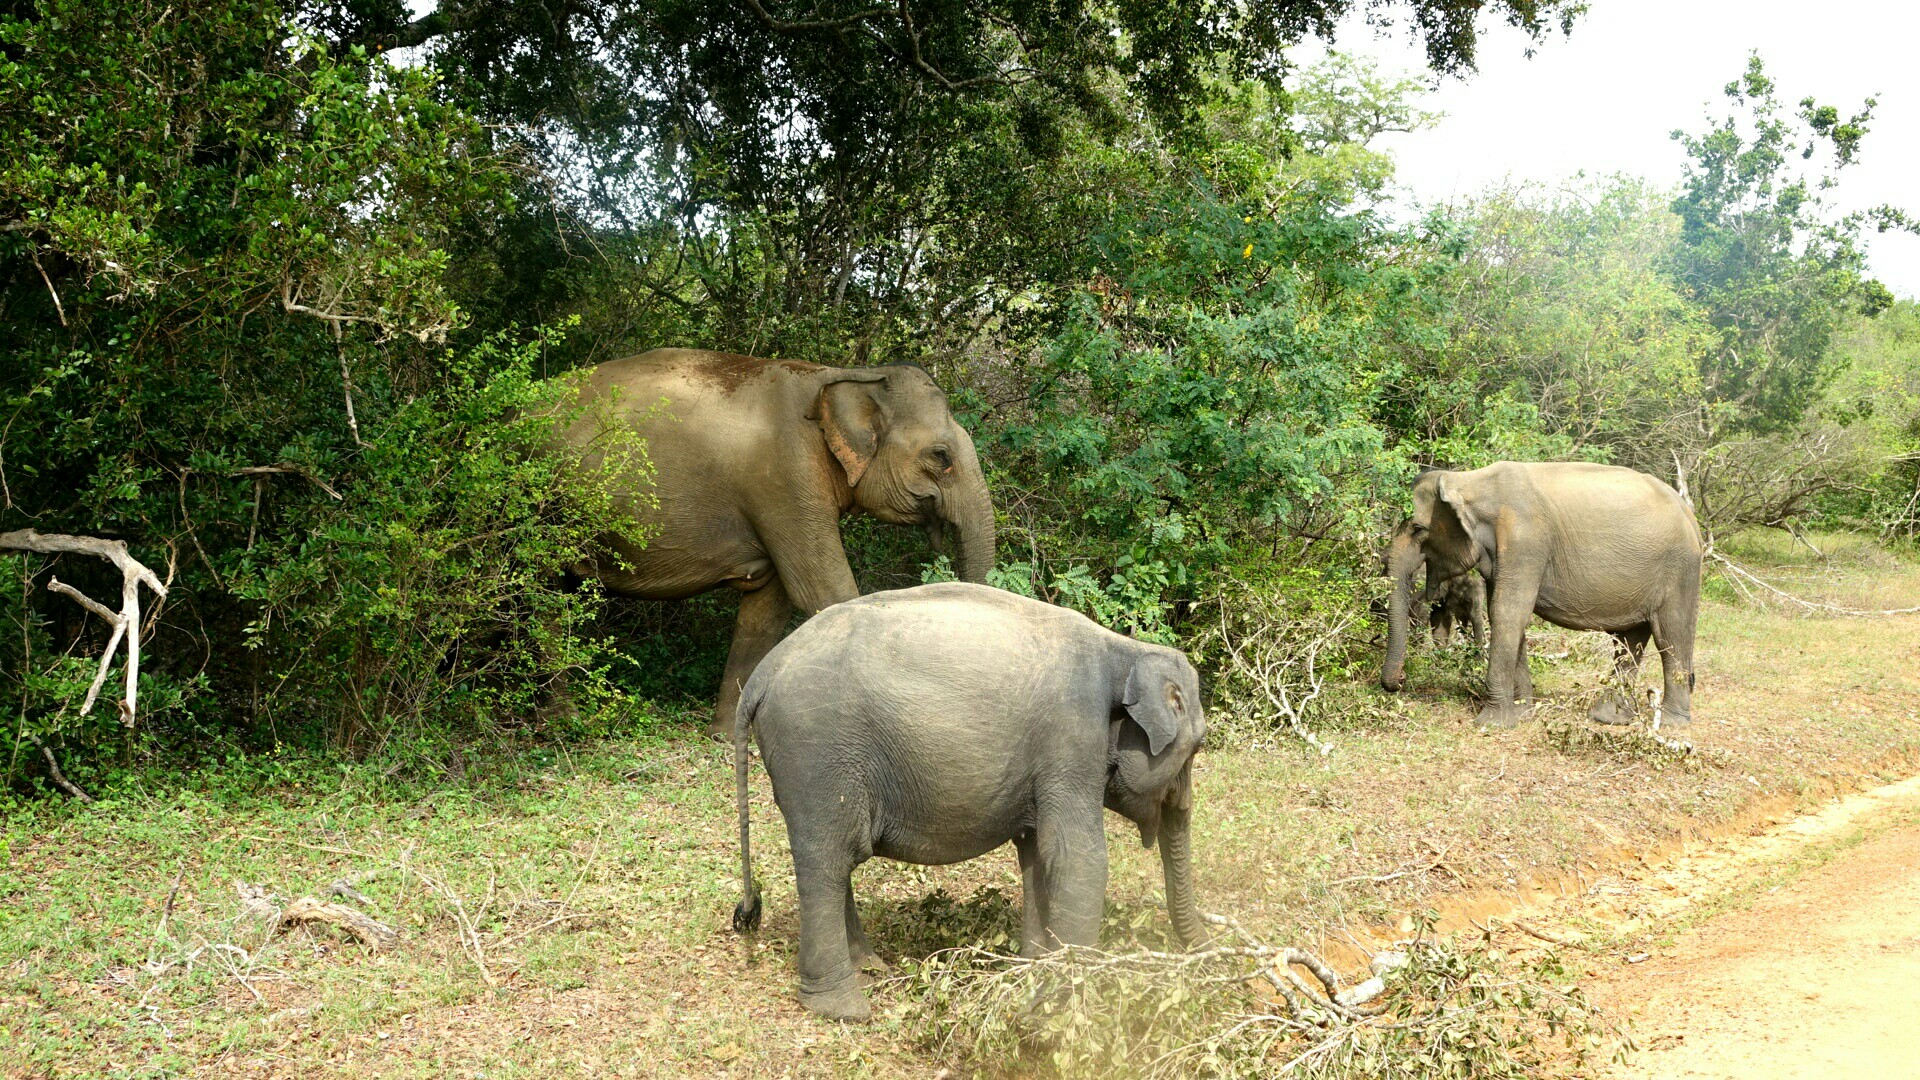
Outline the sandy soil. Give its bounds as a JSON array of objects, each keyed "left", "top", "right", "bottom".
[{"left": 1575, "top": 775, "right": 1920, "bottom": 1079}]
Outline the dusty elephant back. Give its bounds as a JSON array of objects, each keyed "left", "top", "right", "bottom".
[{"left": 740, "top": 583, "right": 1102, "bottom": 735}]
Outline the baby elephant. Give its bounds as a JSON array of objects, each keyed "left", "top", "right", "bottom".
[
  {"left": 1426, "top": 571, "right": 1487, "bottom": 649},
  {"left": 731, "top": 582, "right": 1209, "bottom": 1022}
]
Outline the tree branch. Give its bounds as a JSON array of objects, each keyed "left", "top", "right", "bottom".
[
  {"left": 2, "top": 530, "right": 169, "bottom": 728},
  {"left": 740, "top": 0, "right": 892, "bottom": 32}
]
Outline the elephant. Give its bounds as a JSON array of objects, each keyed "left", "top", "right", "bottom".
[
  {"left": 1383, "top": 520, "right": 1488, "bottom": 651},
  {"left": 1425, "top": 566, "right": 1487, "bottom": 650},
  {"left": 729, "top": 582, "right": 1209, "bottom": 1022},
  {"left": 551, "top": 348, "right": 995, "bottom": 737},
  {"left": 1380, "top": 462, "right": 1703, "bottom": 730}
]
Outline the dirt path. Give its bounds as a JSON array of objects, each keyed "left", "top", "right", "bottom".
[{"left": 1572, "top": 775, "right": 1920, "bottom": 1079}]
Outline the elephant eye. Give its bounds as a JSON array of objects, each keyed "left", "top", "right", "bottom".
[{"left": 929, "top": 446, "right": 953, "bottom": 471}]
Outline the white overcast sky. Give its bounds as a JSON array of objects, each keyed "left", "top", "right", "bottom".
[{"left": 1301, "top": 0, "right": 1920, "bottom": 298}]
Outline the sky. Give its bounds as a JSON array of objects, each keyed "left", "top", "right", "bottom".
[{"left": 1299, "top": 0, "right": 1920, "bottom": 298}]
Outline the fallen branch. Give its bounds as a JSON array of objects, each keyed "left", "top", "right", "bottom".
[
  {"left": 231, "top": 880, "right": 399, "bottom": 951},
  {"left": 1331, "top": 849, "right": 1448, "bottom": 887},
  {"left": 24, "top": 731, "right": 92, "bottom": 802},
  {"left": 1209, "top": 595, "right": 1345, "bottom": 757},
  {"left": 2, "top": 529, "right": 170, "bottom": 728},
  {"left": 280, "top": 896, "right": 399, "bottom": 950},
  {"left": 1707, "top": 548, "right": 1920, "bottom": 617}
]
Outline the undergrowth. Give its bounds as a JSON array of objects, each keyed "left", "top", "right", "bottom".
[{"left": 910, "top": 914, "right": 1621, "bottom": 1079}]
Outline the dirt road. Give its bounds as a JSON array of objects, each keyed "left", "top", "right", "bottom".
[{"left": 1577, "top": 776, "right": 1920, "bottom": 1079}]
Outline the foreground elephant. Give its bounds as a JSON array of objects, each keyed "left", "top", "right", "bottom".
[
  {"left": 731, "top": 582, "right": 1209, "bottom": 1021},
  {"left": 553, "top": 349, "right": 995, "bottom": 737},
  {"left": 1381, "top": 462, "right": 1702, "bottom": 730}
]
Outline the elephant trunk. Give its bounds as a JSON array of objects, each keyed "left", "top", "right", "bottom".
[
  {"left": 1382, "top": 545, "right": 1421, "bottom": 692},
  {"left": 1159, "top": 800, "right": 1209, "bottom": 949},
  {"left": 948, "top": 443, "right": 996, "bottom": 584}
]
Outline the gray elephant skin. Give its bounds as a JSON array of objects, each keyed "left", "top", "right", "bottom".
[
  {"left": 551, "top": 348, "right": 995, "bottom": 737},
  {"left": 1426, "top": 566, "right": 1487, "bottom": 650},
  {"left": 730, "top": 582, "right": 1209, "bottom": 1022},
  {"left": 1381, "top": 462, "right": 1703, "bottom": 730}
]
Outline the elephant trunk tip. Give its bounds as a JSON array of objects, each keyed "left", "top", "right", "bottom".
[{"left": 1381, "top": 672, "right": 1404, "bottom": 693}]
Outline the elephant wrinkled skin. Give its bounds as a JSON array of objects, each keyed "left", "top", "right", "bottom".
[
  {"left": 1381, "top": 462, "right": 1703, "bottom": 730},
  {"left": 1426, "top": 567, "right": 1488, "bottom": 650},
  {"left": 551, "top": 349, "right": 995, "bottom": 737},
  {"left": 730, "top": 582, "right": 1209, "bottom": 1022}
]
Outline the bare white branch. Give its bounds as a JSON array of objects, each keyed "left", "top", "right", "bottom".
[{"left": 2, "top": 529, "right": 169, "bottom": 728}]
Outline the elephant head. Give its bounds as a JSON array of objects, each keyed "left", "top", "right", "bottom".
[
  {"left": 1382, "top": 469, "right": 1487, "bottom": 691},
  {"left": 1106, "top": 647, "right": 1210, "bottom": 948},
  {"left": 814, "top": 366, "right": 995, "bottom": 583}
]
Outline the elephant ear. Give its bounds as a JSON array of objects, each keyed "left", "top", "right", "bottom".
[
  {"left": 813, "top": 375, "right": 890, "bottom": 488},
  {"left": 1433, "top": 473, "right": 1490, "bottom": 563},
  {"left": 1122, "top": 652, "right": 1187, "bottom": 756}
]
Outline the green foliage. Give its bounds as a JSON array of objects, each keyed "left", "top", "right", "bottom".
[
  {"left": 985, "top": 179, "right": 1435, "bottom": 633},
  {"left": 227, "top": 328, "right": 650, "bottom": 754},
  {"left": 1669, "top": 54, "right": 1904, "bottom": 435}
]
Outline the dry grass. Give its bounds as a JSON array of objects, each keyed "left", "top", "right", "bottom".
[{"left": 2, "top": 530, "right": 1916, "bottom": 1077}]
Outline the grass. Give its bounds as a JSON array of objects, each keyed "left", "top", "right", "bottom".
[{"left": 3, "top": 529, "right": 1918, "bottom": 1077}]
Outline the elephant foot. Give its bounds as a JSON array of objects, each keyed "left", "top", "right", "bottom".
[
  {"left": 799, "top": 982, "right": 871, "bottom": 1023},
  {"left": 1588, "top": 696, "right": 1638, "bottom": 727},
  {"left": 850, "top": 945, "right": 890, "bottom": 974},
  {"left": 1474, "top": 704, "right": 1526, "bottom": 730},
  {"left": 1656, "top": 709, "right": 1693, "bottom": 730}
]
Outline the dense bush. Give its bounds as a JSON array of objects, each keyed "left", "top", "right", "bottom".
[{"left": 4, "top": 0, "right": 1917, "bottom": 790}]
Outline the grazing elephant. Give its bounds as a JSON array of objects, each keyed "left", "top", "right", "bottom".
[
  {"left": 1380, "top": 462, "right": 1703, "bottom": 730},
  {"left": 552, "top": 349, "right": 995, "bottom": 737},
  {"left": 730, "top": 582, "right": 1209, "bottom": 1022},
  {"left": 1383, "top": 521, "right": 1488, "bottom": 650},
  {"left": 1426, "top": 568, "right": 1487, "bottom": 650}
]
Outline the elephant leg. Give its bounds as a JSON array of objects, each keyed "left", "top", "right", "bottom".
[
  {"left": 709, "top": 579, "right": 795, "bottom": 740},
  {"left": 1036, "top": 803, "right": 1110, "bottom": 951},
  {"left": 843, "top": 890, "right": 886, "bottom": 974},
  {"left": 1514, "top": 629, "right": 1534, "bottom": 705},
  {"left": 1015, "top": 832, "right": 1052, "bottom": 959},
  {"left": 1650, "top": 603, "right": 1697, "bottom": 729},
  {"left": 1478, "top": 575, "right": 1540, "bottom": 730},
  {"left": 1590, "top": 625, "right": 1650, "bottom": 726},
  {"left": 789, "top": 841, "right": 870, "bottom": 1022}
]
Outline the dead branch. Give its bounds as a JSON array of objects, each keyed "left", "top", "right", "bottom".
[
  {"left": 402, "top": 854, "right": 498, "bottom": 986},
  {"left": 2, "top": 530, "right": 169, "bottom": 728},
  {"left": 1332, "top": 846, "right": 1450, "bottom": 887},
  {"left": 280, "top": 896, "right": 399, "bottom": 950},
  {"left": 24, "top": 731, "right": 92, "bottom": 802},
  {"left": 1208, "top": 594, "right": 1345, "bottom": 756},
  {"left": 1707, "top": 548, "right": 1920, "bottom": 617},
  {"left": 231, "top": 880, "right": 398, "bottom": 950},
  {"left": 228, "top": 463, "right": 343, "bottom": 500}
]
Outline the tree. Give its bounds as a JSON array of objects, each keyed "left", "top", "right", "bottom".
[{"left": 1669, "top": 53, "right": 1904, "bottom": 436}]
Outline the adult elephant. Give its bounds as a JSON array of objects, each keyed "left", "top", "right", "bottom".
[
  {"left": 1380, "top": 462, "right": 1702, "bottom": 730},
  {"left": 552, "top": 349, "right": 995, "bottom": 737}
]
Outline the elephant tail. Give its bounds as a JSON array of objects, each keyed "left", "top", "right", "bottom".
[{"left": 731, "top": 677, "right": 763, "bottom": 934}]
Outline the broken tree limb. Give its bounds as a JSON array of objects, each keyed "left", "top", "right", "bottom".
[
  {"left": 24, "top": 731, "right": 92, "bottom": 802},
  {"left": 280, "top": 896, "right": 399, "bottom": 951},
  {"left": 2, "top": 530, "right": 169, "bottom": 728},
  {"left": 1706, "top": 547, "right": 1920, "bottom": 617},
  {"left": 228, "top": 463, "right": 343, "bottom": 500}
]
